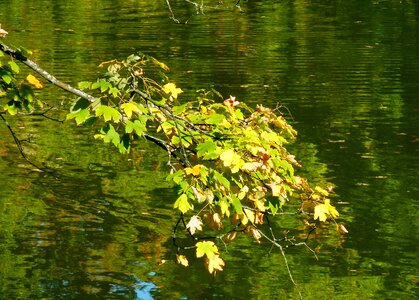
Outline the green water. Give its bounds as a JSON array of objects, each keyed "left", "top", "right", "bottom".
[{"left": 1, "top": 1, "right": 418, "bottom": 299}]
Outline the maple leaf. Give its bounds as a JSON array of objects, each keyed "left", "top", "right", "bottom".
[
  {"left": 207, "top": 255, "right": 225, "bottom": 274},
  {"left": 26, "top": 74, "right": 43, "bottom": 89},
  {"left": 163, "top": 83, "right": 183, "bottom": 99},
  {"left": 185, "top": 164, "right": 202, "bottom": 176},
  {"left": 0, "top": 24, "right": 8, "bottom": 38},
  {"left": 186, "top": 215, "right": 203, "bottom": 235},
  {"left": 223, "top": 95, "right": 239, "bottom": 107},
  {"left": 267, "top": 182, "right": 284, "bottom": 197},
  {"left": 196, "top": 241, "right": 218, "bottom": 259},
  {"left": 246, "top": 227, "right": 262, "bottom": 243},
  {"left": 176, "top": 254, "right": 189, "bottom": 267},
  {"left": 314, "top": 199, "right": 339, "bottom": 222},
  {"left": 212, "top": 213, "right": 222, "bottom": 230}
]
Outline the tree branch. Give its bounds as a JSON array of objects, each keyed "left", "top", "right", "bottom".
[{"left": 0, "top": 42, "right": 95, "bottom": 102}]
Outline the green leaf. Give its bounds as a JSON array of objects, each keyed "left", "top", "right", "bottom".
[
  {"left": 102, "top": 124, "right": 120, "bottom": 146},
  {"left": 19, "top": 85, "right": 34, "bottom": 103},
  {"left": 196, "top": 140, "right": 218, "bottom": 159},
  {"left": 66, "top": 109, "right": 90, "bottom": 125},
  {"left": 78, "top": 81, "right": 91, "bottom": 89},
  {"left": 231, "top": 194, "right": 243, "bottom": 214},
  {"left": 118, "top": 133, "right": 131, "bottom": 154},
  {"left": 5, "top": 101, "right": 20, "bottom": 115},
  {"left": 172, "top": 103, "right": 188, "bottom": 116},
  {"left": 109, "top": 86, "right": 120, "bottom": 97},
  {"left": 8, "top": 61, "right": 20, "bottom": 74},
  {"left": 69, "top": 97, "right": 91, "bottom": 113},
  {"left": 125, "top": 120, "right": 146, "bottom": 136},
  {"left": 213, "top": 171, "right": 230, "bottom": 189},
  {"left": 1, "top": 70, "right": 13, "bottom": 84},
  {"left": 174, "top": 193, "right": 193, "bottom": 214},
  {"left": 205, "top": 114, "right": 226, "bottom": 125},
  {"left": 95, "top": 105, "right": 121, "bottom": 123},
  {"left": 91, "top": 80, "right": 111, "bottom": 92}
]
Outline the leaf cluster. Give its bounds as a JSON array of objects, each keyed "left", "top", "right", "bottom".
[
  {"left": 0, "top": 49, "right": 44, "bottom": 115},
  {"left": 63, "top": 53, "right": 344, "bottom": 274}
]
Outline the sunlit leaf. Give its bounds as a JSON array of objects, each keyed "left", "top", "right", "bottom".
[
  {"left": 196, "top": 241, "right": 218, "bottom": 259},
  {"left": 246, "top": 226, "right": 262, "bottom": 243},
  {"left": 121, "top": 102, "right": 140, "bottom": 119},
  {"left": 207, "top": 255, "right": 225, "bottom": 274},
  {"left": 163, "top": 83, "right": 183, "bottom": 99},
  {"left": 338, "top": 224, "right": 349, "bottom": 234},
  {"left": 314, "top": 199, "right": 339, "bottom": 222},
  {"left": 174, "top": 193, "right": 193, "bottom": 214},
  {"left": 176, "top": 254, "right": 189, "bottom": 267},
  {"left": 186, "top": 215, "right": 203, "bottom": 235},
  {"left": 26, "top": 74, "right": 43, "bottom": 89},
  {"left": 212, "top": 213, "right": 222, "bottom": 230},
  {"left": 95, "top": 105, "right": 121, "bottom": 123},
  {"left": 8, "top": 61, "right": 19, "bottom": 73}
]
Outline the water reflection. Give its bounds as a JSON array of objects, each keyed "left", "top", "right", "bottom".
[{"left": 1, "top": 0, "right": 418, "bottom": 299}]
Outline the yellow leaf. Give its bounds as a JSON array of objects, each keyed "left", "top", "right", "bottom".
[
  {"left": 324, "top": 199, "right": 339, "bottom": 218},
  {"left": 220, "top": 149, "right": 235, "bottom": 167},
  {"left": 207, "top": 255, "right": 225, "bottom": 274},
  {"left": 163, "top": 83, "right": 183, "bottom": 99},
  {"left": 186, "top": 215, "right": 203, "bottom": 235},
  {"left": 220, "top": 200, "right": 230, "bottom": 217},
  {"left": 314, "top": 199, "right": 339, "bottom": 222},
  {"left": 314, "top": 204, "right": 328, "bottom": 222},
  {"left": 196, "top": 241, "right": 218, "bottom": 259},
  {"left": 174, "top": 194, "right": 193, "bottom": 214},
  {"left": 121, "top": 102, "right": 140, "bottom": 119},
  {"left": 220, "top": 149, "right": 243, "bottom": 173},
  {"left": 315, "top": 186, "right": 329, "bottom": 196},
  {"left": 26, "top": 74, "right": 43, "bottom": 89},
  {"left": 176, "top": 254, "right": 189, "bottom": 267},
  {"left": 185, "top": 164, "right": 202, "bottom": 176}
]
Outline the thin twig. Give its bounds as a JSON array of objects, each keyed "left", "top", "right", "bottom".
[
  {"left": 0, "top": 113, "right": 46, "bottom": 172},
  {"left": 165, "top": 0, "right": 181, "bottom": 23}
]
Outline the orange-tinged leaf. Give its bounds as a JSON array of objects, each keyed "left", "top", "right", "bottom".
[
  {"left": 338, "top": 224, "right": 349, "bottom": 234},
  {"left": 212, "top": 213, "right": 222, "bottom": 230},
  {"left": 222, "top": 231, "right": 237, "bottom": 243},
  {"left": 176, "top": 254, "right": 189, "bottom": 267},
  {"left": 207, "top": 255, "right": 225, "bottom": 274},
  {"left": 26, "top": 74, "right": 43, "bottom": 89},
  {"left": 246, "top": 226, "right": 262, "bottom": 243},
  {"left": 185, "top": 164, "right": 202, "bottom": 176},
  {"left": 186, "top": 215, "right": 203, "bottom": 235},
  {"left": 267, "top": 182, "right": 283, "bottom": 197},
  {"left": 191, "top": 186, "right": 206, "bottom": 203}
]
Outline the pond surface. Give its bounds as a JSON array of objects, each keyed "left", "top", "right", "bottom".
[{"left": 1, "top": 0, "right": 418, "bottom": 299}]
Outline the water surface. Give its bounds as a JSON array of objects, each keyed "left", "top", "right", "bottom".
[{"left": 0, "top": 0, "right": 418, "bottom": 299}]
